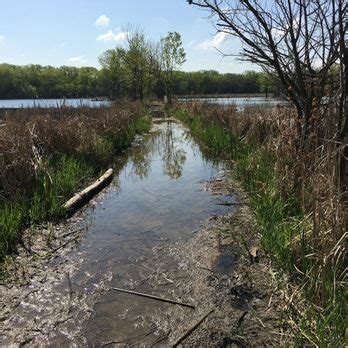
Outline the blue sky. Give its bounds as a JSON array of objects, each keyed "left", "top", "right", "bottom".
[{"left": 0, "top": 0, "right": 257, "bottom": 73}]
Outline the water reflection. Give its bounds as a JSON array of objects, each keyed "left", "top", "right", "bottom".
[
  {"left": 161, "top": 122, "right": 187, "bottom": 179},
  {"left": 126, "top": 120, "right": 187, "bottom": 180}
]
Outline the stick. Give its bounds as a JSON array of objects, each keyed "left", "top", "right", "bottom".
[
  {"left": 172, "top": 309, "right": 214, "bottom": 347},
  {"left": 111, "top": 287, "right": 195, "bottom": 309},
  {"left": 63, "top": 168, "right": 114, "bottom": 212},
  {"left": 45, "top": 235, "right": 80, "bottom": 256},
  {"left": 61, "top": 227, "right": 85, "bottom": 238}
]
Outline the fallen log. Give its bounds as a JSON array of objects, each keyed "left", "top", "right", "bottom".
[
  {"left": 63, "top": 168, "right": 114, "bottom": 212},
  {"left": 111, "top": 287, "right": 195, "bottom": 309},
  {"left": 172, "top": 308, "right": 214, "bottom": 347}
]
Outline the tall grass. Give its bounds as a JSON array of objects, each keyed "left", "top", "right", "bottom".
[
  {"left": 0, "top": 103, "right": 151, "bottom": 260},
  {"left": 174, "top": 103, "right": 346, "bottom": 346}
]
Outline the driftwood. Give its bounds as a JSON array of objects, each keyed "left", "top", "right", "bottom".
[
  {"left": 172, "top": 309, "right": 214, "bottom": 347},
  {"left": 111, "top": 287, "right": 195, "bottom": 309},
  {"left": 63, "top": 168, "right": 114, "bottom": 212}
]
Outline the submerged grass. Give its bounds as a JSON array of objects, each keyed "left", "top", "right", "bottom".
[
  {"left": 0, "top": 104, "right": 151, "bottom": 261},
  {"left": 174, "top": 104, "right": 346, "bottom": 346}
]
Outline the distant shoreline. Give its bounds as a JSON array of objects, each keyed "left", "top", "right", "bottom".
[{"left": 175, "top": 93, "right": 274, "bottom": 99}]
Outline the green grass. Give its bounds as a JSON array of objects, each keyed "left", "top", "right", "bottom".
[
  {"left": 0, "top": 115, "right": 151, "bottom": 261},
  {"left": 173, "top": 107, "right": 345, "bottom": 346}
]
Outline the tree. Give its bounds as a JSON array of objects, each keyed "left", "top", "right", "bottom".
[
  {"left": 124, "top": 28, "right": 151, "bottom": 100},
  {"left": 148, "top": 40, "right": 165, "bottom": 99},
  {"left": 99, "top": 49, "right": 127, "bottom": 99},
  {"left": 187, "top": 0, "right": 347, "bottom": 153},
  {"left": 161, "top": 32, "right": 186, "bottom": 104},
  {"left": 257, "top": 72, "right": 276, "bottom": 98},
  {"left": 0, "top": 63, "right": 104, "bottom": 99}
]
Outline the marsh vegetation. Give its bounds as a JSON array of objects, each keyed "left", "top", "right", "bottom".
[{"left": 0, "top": 104, "right": 151, "bottom": 261}]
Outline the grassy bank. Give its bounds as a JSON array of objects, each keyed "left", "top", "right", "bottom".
[
  {"left": 0, "top": 103, "right": 151, "bottom": 261},
  {"left": 173, "top": 103, "right": 346, "bottom": 346}
]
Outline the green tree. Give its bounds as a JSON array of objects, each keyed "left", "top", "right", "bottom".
[
  {"left": 124, "top": 28, "right": 150, "bottom": 100},
  {"left": 161, "top": 32, "right": 186, "bottom": 104},
  {"left": 99, "top": 49, "right": 128, "bottom": 99}
]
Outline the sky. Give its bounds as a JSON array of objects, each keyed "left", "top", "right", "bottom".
[{"left": 0, "top": 0, "right": 257, "bottom": 73}]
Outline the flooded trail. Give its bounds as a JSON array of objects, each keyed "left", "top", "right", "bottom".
[
  {"left": 1, "top": 119, "right": 236, "bottom": 346},
  {"left": 73, "top": 120, "right": 232, "bottom": 345}
]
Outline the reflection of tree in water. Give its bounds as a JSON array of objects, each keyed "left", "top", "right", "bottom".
[
  {"left": 127, "top": 121, "right": 187, "bottom": 180},
  {"left": 128, "top": 134, "right": 159, "bottom": 179},
  {"left": 161, "top": 122, "right": 186, "bottom": 179}
]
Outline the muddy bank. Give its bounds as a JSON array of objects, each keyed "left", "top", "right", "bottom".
[
  {"left": 162, "top": 177, "right": 289, "bottom": 346},
  {"left": 0, "top": 120, "right": 288, "bottom": 346}
]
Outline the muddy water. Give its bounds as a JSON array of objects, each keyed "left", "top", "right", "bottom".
[{"left": 4, "top": 120, "right": 235, "bottom": 346}]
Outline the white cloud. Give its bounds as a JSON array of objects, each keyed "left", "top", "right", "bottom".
[
  {"left": 95, "top": 15, "right": 110, "bottom": 27},
  {"left": 96, "top": 30, "right": 127, "bottom": 42},
  {"left": 68, "top": 56, "right": 87, "bottom": 66},
  {"left": 196, "top": 32, "right": 229, "bottom": 51}
]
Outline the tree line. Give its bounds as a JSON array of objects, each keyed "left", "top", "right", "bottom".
[
  {"left": 0, "top": 64, "right": 103, "bottom": 99},
  {"left": 0, "top": 62, "right": 274, "bottom": 100},
  {"left": 0, "top": 29, "right": 276, "bottom": 100},
  {"left": 172, "top": 70, "right": 278, "bottom": 96},
  {"left": 98, "top": 28, "right": 277, "bottom": 100}
]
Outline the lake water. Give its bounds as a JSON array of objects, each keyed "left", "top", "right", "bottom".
[
  {"left": 0, "top": 97, "right": 286, "bottom": 109},
  {"left": 179, "top": 96, "right": 287, "bottom": 109},
  {"left": 0, "top": 98, "right": 110, "bottom": 108}
]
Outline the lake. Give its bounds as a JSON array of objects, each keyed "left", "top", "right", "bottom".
[
  {"left": 178, "top": 96, "right": 287, "bottom": 109},
  {"left": 0, "top": 97, "right": 287, "bottom": 109},
  {"left": 0, "top": 98, "right": 110, "bottom": 108}
]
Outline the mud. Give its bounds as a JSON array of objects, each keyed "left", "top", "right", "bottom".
[{"left": 0, "top": 119, "right": 288, "bottom": 347}]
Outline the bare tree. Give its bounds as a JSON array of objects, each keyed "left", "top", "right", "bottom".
[{"left": 188, "top": 0, "right": 347, "bottom": 152}]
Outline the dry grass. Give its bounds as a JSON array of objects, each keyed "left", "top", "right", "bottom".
[
  {"left": 0, "top": 103, "right": 145, "bottom": 198},
  {"left": 174, "top": 102, "right": 346, "bottom": 345},
  {"left": 0, "top": 102, "right": 151, "bottom": 261}
]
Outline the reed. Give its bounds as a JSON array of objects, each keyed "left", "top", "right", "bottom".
[
  {"left": 174, "top": 102, "right": 346, "bottom": 346},
  {"left": 0, "top": 103, "right": 151, "bottom": 261}
]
